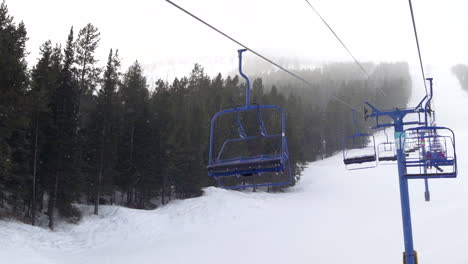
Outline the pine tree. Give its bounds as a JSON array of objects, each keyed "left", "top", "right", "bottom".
[
  {"left": 75, "top": 23, "right": 101, "bottom": 97},
  {"left": 47, "top": 28, "right": 80, "bottom": 229},
  {"left": 151, "top": 79, "right": 172, "bottom": 204},
  {"left": 74, "top": 23, "right": 101, "bottom": 202},
  {"left": 0, "top": 1, "right": 29, "bottom": 213},
  {"left": 90, "top": 49, "right": 120, "bottom": 214},
  {"left": 28, "top": 41, "right": 62, "bottom": 225},
  {"left": 132, "top": 97, "right": 160, "bottom": 207},
  {"left": 115, "top": 61, "right": 149, "bottom": 206}
]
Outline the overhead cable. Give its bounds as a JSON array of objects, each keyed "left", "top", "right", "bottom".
[
  {"left": 408, "top": 0, "right": 428, "bottom": 93},
  {"left": 303, "top": 0, "right": 386, "bottom": 97},
  {"left": 165, "top": 0, "right": 358, "bottom": 111}
]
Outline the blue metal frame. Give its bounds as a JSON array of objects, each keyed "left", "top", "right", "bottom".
[
  {"left": 400, "top": 126, "right": 457, "bottom": 179},
  {"left": 207, "top": 49, "right": 292, "bottom": 189},
  {"left": 362, "top": 77, "right": 457, "bottom": 264}
]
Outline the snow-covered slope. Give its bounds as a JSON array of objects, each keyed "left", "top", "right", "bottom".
[{"left": 1, "top": 66, "right": 467, "bottom": 264}]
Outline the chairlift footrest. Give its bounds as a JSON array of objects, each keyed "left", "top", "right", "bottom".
[
  {"left": 404, "top": 173, "right": 457, "bottom": 179},
  {"left": 378, "top": 156, "right": 397, "bottom": 162},
  {"left": 343, "top": 155, "right": 376, "bottom": 165}
]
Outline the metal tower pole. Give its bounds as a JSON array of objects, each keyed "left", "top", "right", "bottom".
[
  {"left": 395, "top": 118, "right": 417, "bottom": 264},
  {"left": 424, "top": 178, "right": 430, "bottom": 201}
]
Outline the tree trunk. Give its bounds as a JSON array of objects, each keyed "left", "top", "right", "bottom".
[
  {"left": 75, "top": 58, "right": 87, "bottom": 132},
  {"left": 130, "top": 125, "right": 135, "bottom": 161},
  {"left": 38, "top": 189, "right": 44, "bottom": 212},
  {"left": 31, "top": 117, "right": 39, "bottom": 226},
  {"left": 94, "top": 129, "right": 105, "bottom": 215},
  {"left": 161, "top": 169, "right": 168, "bottom": 205},
  {"left": 128, "top": 125, "right": 136, "bottom": 207},
  {"left": 12, "top": 193, "right": 18, "bottom": 215},
  {"left": 111, "top": 191, "right": 115, "bottom": 205},
  {"left": 48, "top": 172, "right": 58, "bottom": 230},
  {"left": 48, "top": 150, "right": 60, "bottom": 231},
  {"left": 126, "top": 190, "right": 131, "bottom": 205}
]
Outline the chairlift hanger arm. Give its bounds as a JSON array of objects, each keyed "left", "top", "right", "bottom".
[
  {"left": 415, "top": 77, "right": 434, "bottom": 111},
  {"left": 238, "top": 49, "right": 251, "bottom": 106}
]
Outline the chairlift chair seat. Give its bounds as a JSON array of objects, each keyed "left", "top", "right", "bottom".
[
  {"left": 379, "top": 155, "right": 398, "bottom": 162},
  {"left": 207, "top": 154, "right": 284, "bottom": 177},
  {"left": 378, "top": 141, "right": 397, "bottom": 164},
  {"left": 343, "top": 133, "right": 377, "bottom": 170},
  {"left": 343, "top": 155, "right": 377, "bottom": 165}
]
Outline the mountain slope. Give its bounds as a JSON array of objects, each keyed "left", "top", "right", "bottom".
[{"left": 1, "top": 65, "right": 467, "bottom": 264}]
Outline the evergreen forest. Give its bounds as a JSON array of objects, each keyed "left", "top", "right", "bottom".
[{"left": 0, "top": 2, "right": 412, "bottom": 228}]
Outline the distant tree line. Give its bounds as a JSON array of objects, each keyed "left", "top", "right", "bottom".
[{"left": 0, "top": 2, "right": 411, "bottom": 229}]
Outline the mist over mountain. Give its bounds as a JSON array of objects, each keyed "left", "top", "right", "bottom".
[
  {"left": 452, "top": 64, "right": 468, "bottom": 92},
  {"left": 225, "top": 56, "right": 412, "bottom": 110}
]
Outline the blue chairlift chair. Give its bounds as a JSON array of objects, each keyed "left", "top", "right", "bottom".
[
  {"left": 207, "top": 49, "right": 292, "bottom": 189},
  {"left": 401, "top": 126, "right": 457, "bottom": 179},
  {"left": 377, "top": 129, "right": 398, "bottom": 164},
  {"left": 343, "top": 109, "right": 377, "bottom": 170}
]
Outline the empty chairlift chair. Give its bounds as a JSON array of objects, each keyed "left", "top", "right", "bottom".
[
  {"left": 207, "top": 49, "right": 292, "bottom": 189},
  {"left": 378, "top": 143, "right": 397, "bottom": 162},
  {"left": 343, "top": 109, "right": 377, "bottom": 170},
  {"left": 377, "top": 129, "right": 397, "bottom": 164}
]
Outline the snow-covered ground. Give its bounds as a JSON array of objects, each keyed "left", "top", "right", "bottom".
[{"left": 1, "top": 65, "right": 467, "bottom": 264}]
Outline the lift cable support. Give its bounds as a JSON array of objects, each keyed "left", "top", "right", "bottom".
[
  {"left": 207, "top": 49, "right": 292, "bottom": 189},
  {"left": 359, "top": 77, "right": 458, "bottom": 264},
  {"left": 342, "top": 108, "right": 377, "bottom": 170},
  {"left": 165, "top": 0, "right": 358, "bottom": 111}
]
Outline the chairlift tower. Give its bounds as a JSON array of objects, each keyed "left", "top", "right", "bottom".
[{"left": 344, "top": 78, "right": 457, "bottom": 264}]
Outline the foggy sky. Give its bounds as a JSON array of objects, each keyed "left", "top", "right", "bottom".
[{"left": 8, "top": 0, "right": 468, "bottom": 87}]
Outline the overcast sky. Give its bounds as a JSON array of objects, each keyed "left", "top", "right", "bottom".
[{"left": 7, "top": 0, "right": 468, "bottom": 87}]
